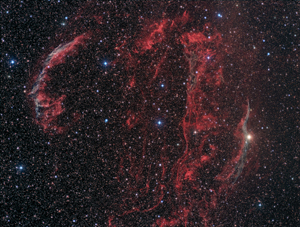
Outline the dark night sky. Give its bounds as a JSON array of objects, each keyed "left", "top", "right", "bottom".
[{"left": 1, "top": 1, "right": 299, "bottom": 226}]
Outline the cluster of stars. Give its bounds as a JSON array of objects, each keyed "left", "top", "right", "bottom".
[{"left": 1, "top": 1, "right": 297, "bottom": 226}]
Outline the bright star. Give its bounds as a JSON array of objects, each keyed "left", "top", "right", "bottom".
[
  {"left": 105, "top": 119, "right": 108, "bottom": 123},
  {"left": 104, "top": 61, "right": 108, "bottom": 66},
  {"left": 218, "top": 13, "right": 222, "bottom": 18},
  {"left": 11, "top": 60, "right": 15, "bottom": 64},
  {"left": 158, "top": 121, "right": 162, "bottom": 125},
  {"left": 161, "top": 84, "right": 164, "bottom": 88}
]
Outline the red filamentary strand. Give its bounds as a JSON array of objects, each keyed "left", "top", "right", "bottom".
[{"left": 29, "top": 7, "right": 252, "bottom": 226}]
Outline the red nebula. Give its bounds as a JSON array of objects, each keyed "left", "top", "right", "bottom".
[{"left": 27, "top": 2, "right": 258, "bottom": 226}]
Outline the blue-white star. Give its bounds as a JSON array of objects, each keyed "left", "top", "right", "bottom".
[{"left": 17, "top": 165, "right": 24, "bottom": 171}]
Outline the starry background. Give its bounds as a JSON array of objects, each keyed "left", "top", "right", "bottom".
[{"left": 1, "top": 1, "right": 299, "bottom": 226}]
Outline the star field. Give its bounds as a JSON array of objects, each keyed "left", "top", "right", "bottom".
[{"left": 1, "top": 1, "right": 299, "bottom": 226}]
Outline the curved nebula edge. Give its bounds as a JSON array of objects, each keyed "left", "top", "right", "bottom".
[{"left": 27, "top": 1, "right": 258, "bottom": 226}]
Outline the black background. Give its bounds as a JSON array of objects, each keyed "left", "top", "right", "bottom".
[{"left": 1, "top": 1, "right": 299, "bottom": 226}]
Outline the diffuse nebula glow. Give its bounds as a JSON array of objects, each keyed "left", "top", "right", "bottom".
[
  {"left": 29, "top": 34, "right": 89, "bottom": 133},
  {"left": 28, "top": 2, "right": 255, "bottom": 226}
]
